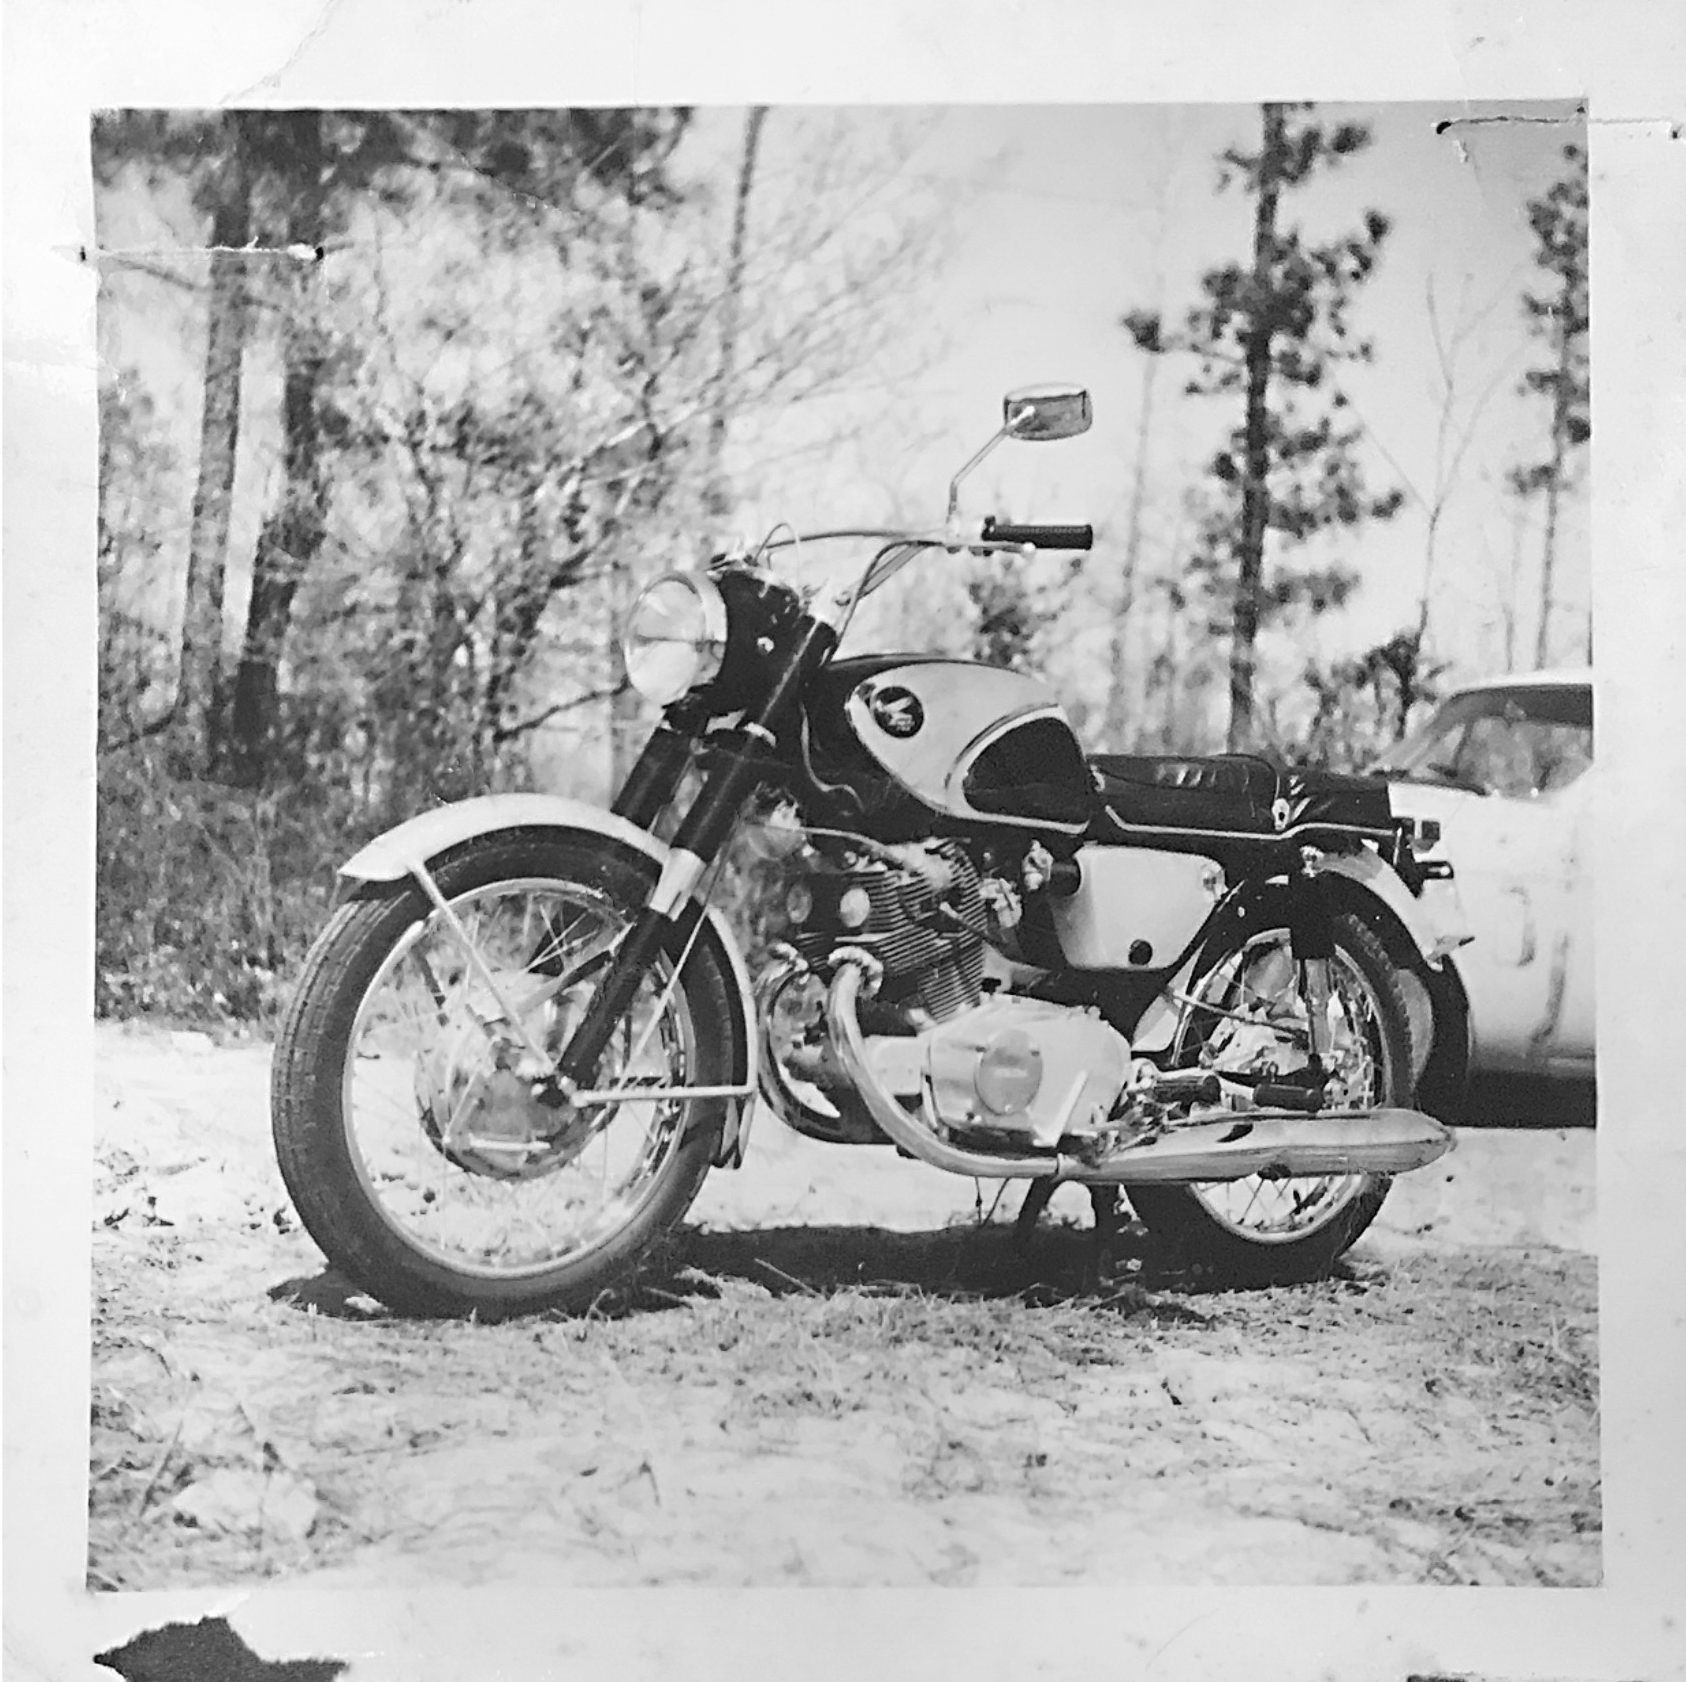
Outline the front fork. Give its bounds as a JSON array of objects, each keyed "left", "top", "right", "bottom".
[{"left": 547, "top": 620, "right": 837, "bottom": 1098}]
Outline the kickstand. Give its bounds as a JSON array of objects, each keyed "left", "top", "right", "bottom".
[
  {"left": 1088, "top": 1184, "right": 1125, "bottom": 1292},
  {"left": 1013, "top": 1178, "right": 1057, "bottom": 1252}
]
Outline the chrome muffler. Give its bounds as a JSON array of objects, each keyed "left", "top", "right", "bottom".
[{"left": 824, "top": 953, "right": 1453, "bottom": 1186}]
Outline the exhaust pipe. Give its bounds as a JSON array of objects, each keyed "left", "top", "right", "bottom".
[
  {"left": 825, "top": 953, "right": 1453, "bottom": 1187},
  {"left": 827, "top": 955, "right": 1068, "bottom": 1180},
  {"left": 1076, "top": 1107, "right": 1454, "bottom": 1184}
]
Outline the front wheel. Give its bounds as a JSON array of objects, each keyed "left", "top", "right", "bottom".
[
  {"left": 1127, "top": 911, "right": 1413, "bottom": 1284},
  {"left": 272, "top": 832, "right": 735, "bottom": 1318}
]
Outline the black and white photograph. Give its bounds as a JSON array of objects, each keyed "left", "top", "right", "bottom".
[{"left": 6, "top": 5, "right": 1685, "bottom": 1681}]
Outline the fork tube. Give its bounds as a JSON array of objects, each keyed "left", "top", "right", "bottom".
[
  {"left": 554, "top": 619, "right": 836, "bottom": 1091},
  {"left": 553, "top": 741, "right": 760, "bottom": 1089},
  {"left": 611, "top": 720, "right": 694, "bottom": 827}
]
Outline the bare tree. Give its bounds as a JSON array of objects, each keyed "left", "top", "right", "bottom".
[
  {"left": 177, "top": 127, "right": 253, "bottom": 771},
  {"left": 705, "top": 105, "right": 770, "bottom": 534},
  {"left": 1418, "top": 273, "right": 1522, "bottom": 650}
]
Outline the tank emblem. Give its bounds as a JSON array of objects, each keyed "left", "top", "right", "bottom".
[{"left": 868, "top": 685, "right": 924, "bottom": 739}]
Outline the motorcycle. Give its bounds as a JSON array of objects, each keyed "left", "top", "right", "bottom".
[{"left": 272, "top": 386, "right": 1466, "bottom": 1318}]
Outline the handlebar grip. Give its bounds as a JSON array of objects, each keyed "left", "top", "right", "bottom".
[{"left": 980, "top": 517, "right": 1094, "bottom": 551}]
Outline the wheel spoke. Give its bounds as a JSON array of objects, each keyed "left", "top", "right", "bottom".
[
  {"left": 1178, "top": 929, "right": 1387, "bottom": 1244},
  {"left": 337, "top": 873, "right": 700, "bottom": 1282}
]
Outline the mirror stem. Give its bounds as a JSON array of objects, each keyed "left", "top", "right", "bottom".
[{"left": 945, "top": 414, "right": 1028, "bottom": 536}]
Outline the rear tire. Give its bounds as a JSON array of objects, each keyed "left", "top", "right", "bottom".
[
  {"left": 1127, "top": 911, "right": 1412, "bottom": 1284},
  {"left": 272, "top": 832, "right": 735, "bottom": 1318}
]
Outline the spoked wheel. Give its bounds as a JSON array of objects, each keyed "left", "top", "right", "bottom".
[
  {"left": 272, "top": 833, "right": 735, "bottom": 1318},
  {"left": 1127, "top": 911, "right": 1412, "bottom": 1283}
]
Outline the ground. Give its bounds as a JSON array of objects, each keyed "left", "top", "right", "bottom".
[{"left": 86, "top": 1021, "right": 1599, "bottom": 1590}]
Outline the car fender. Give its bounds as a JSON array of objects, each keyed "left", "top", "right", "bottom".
[{"left": 341, "top": 794, "right": 758, "bottom": 1167}]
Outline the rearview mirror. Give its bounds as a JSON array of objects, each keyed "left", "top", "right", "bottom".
[
  {"left": 1004, "top": 386, "right": 1092, "bottom": 442},
  {"left": 945, "top": 385, "right": 1096, "bottom": 532}
]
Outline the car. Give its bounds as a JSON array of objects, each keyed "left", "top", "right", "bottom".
[{"left": 1370, "top": 669, "right": 1594, "bottom": 1101}]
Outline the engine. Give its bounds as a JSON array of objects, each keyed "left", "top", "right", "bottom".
[
  {"left": 781, "top": 837, "right": 986, "bottom": 1025},
  {"left": 763, "top": 833, "right": 1135, "bottom": 1157}
]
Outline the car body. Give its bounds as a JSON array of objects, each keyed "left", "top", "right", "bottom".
[{"left": 1373, "top": 669, "right": 1595, "bottom": 1082}]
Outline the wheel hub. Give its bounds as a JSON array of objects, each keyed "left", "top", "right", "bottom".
[{"left": 415, "top": 1006, "right": 596, "bottom": 1181}]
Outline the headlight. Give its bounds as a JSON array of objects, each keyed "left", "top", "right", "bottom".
[{"left": 621, "top": 572, "right": 729, "bottom": 705}]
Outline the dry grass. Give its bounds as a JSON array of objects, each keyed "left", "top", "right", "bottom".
[{"left": 86, "top": 1208, "right": 1600, "bottom": 1590}]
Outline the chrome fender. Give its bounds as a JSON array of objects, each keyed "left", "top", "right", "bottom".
[
  {"left": 1315, "top": 850, "right": 1472, "bottom": 1087},
  {"left": 1313, "top": 847, "right": 1470, "bottom": 969},
  {"left": 1127, "top": 848, "right": 1471, "bottom": 1062},
  {"left": 340, "top": 793, "right": 758, "bottom": 1168}
]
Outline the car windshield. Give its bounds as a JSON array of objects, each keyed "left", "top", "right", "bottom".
[{"left": 1373, "top": 682, "right": 1593, "bottom": 798}]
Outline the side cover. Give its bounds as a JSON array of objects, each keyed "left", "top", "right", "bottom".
[{"left": 1050, "top": 844, "right": 1227, "bottom": 971}]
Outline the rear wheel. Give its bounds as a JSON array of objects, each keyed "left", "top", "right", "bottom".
[
  {"left": 1127, "top": 911, "right": 1411, "bottom": 1283},
  {"left": 272, "top": 833, "right": 734, "bottom": 1318}
]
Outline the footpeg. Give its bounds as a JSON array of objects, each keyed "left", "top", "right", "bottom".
[
  {"left": 1146, "top": 1069, "right": 1221, "bottom": 1106},
  {"left": 1254, "top": 1081, "right": 1324, "bottom": 1112}
]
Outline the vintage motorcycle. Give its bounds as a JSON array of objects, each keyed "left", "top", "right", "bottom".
[{"left": 272, "top": 387, "right": 1466, "bottom": 1318}]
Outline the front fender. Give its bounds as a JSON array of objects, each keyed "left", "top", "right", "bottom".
[
  {"left": 341, "top": 794, "right": 758, "bottom": 1169},
  {"left": 342, "top": 793, "right": 667, "bottom": 883}
]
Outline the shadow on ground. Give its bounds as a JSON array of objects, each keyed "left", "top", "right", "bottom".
[
  {"left": 668, "top": 1217, "right": 1361, "bottom": 1316},
  {"left": 679, "top": 1219, "right": 1097, "bottom": 1300},
  {"left": 1465, "top": 1074, "right": 1596, "bottom": 1129},
  {"left": 266, "top": 1215, "right": 1309, "bottom": 1323}
]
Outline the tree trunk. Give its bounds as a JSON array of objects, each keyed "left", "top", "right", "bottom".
[
  {"left": 704, "top": 105, "right": 769, "bottom": 536},
  {"left": 226, "top": 113, "right": 326, "bottom": 787},
  {"left": 1533, "top": 291, "right": 1572, "bottom": 670},
  {"left": 1227, "top": 102, "right": 1285, "bottom": 754},
  {"left": 606, "top": 552, "right": 643, "bottom": 797},
  {"left": 1503, "top": 501, "right": 1524, "bottom": 674},
  {"left": 1102, "top": 352, "right": 1158, "bottom": 750},
  {"left": 178, "top": 125, "right": 251, "bottom": 773}
]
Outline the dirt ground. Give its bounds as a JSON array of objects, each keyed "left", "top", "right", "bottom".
[{"left": 86, "top": 1021, "right": 1599, "bottom": 1591}]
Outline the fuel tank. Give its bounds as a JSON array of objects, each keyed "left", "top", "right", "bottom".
[{"left": 813, "top": 657, "right": 1092, "bottom": 833}]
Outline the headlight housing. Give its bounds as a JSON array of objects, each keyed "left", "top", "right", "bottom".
[{"left": 621, "top": 572, "right": 729, "bottom": 705}]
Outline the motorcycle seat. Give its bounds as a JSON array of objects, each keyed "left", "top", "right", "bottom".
[{"left": 1088, "top": 752, "right": 1394, "bottom": 840}]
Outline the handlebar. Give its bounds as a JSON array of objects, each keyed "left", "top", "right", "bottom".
[
  {"left": 740, "top": 519, "right": 1097, "bottom": 634},
  {"left": 980, "top": 516, "right": 1093, "bottom": 551}
]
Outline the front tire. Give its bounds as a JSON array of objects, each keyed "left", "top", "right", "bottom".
[
  {"left": 1127, "top": 911, "right": 1413, "bottom": 1284},
  {"left": 272, "top": 832, "right": 734, "bottom": 1318}
]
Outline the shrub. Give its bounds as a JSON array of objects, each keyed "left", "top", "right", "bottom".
[{"left": 95, "top": 737, "right": 374, "bottom": 1027}]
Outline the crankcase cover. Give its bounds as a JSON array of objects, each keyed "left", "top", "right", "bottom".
[
  {"left": 1051, "top": 844, "right": 1225, "bottom": 971},
  {"left": 844, "top": 662, "right": 1090, "bottom": 832},
  {"left": 925, "top": 996, "right": 1130, "bottom": 1148}
]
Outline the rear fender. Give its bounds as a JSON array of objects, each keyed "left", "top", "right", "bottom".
[
  {"left": 1313, "top": 847, "right": 1469, "bottom": 969},
  {"left": 341, "top": 794, "right": 758, "bottom": 1168},
  {"left": 1125, "top": 848, "right": 1469, "bottom": 1066},
  {"left": 1315, "top": 850, "right": 1473, "bottom": 1101}
]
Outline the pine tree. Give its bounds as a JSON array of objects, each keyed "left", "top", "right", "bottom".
[
  {"left": 1122, "top": 104, "right": 1403, "bottom": 752},
  {"left": 1509, "top": 140, "right": 1589, "bottom": 670}
]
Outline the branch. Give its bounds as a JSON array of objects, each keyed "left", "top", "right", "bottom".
[
  {"left": 492, "top": 680, "right": 629, "bottom": 743},
  {"left": 100, "top": 699, "right": 180, "bottom": 754}
]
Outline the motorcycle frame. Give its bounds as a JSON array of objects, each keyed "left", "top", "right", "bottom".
[{"left": 339, "top": 529, "right": 1456, "bottom": 1173}]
